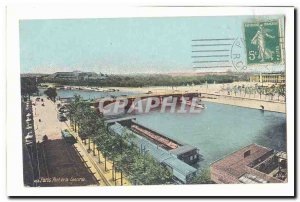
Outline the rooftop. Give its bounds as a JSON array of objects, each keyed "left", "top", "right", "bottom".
[
  {"left": 211, "top": 144, "right": 273, "bottom": 178},
  {"left": 108, "top": 122, "right": 197, "bottom": 183},
  {"left": 132, "top": 120, "right": 183, "bottom": 146},
  {"left": 239, "top": 173, "right": 268, "bottom": 184},
  {"left": 105, "top": 116, "right": 136, "bottom": 125},
  {"left": 170, "top": 145, "right": 198, "bottom": 156}
]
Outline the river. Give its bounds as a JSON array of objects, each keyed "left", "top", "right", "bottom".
[
  {"left": 39, "top": 88, "right": 141, "bottom": 100},
  {"left": 42, "top": 88, "right": 286, "bottom": 169},
  {"left": 135, "top": 101, "right": 286, "bottom": 168}
]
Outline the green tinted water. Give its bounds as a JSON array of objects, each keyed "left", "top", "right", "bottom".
[{"left": 135, "top": 101, "right": 286, "bottom": 168}]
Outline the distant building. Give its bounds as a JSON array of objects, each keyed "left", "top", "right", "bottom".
[
  {"left": 50, "top": 71, "right": 78, "bottom": 80},
  {"left": 250, "top": 72, "right": 285, "bottom": 83},
  {"left": 78, "top": 72, "right": 108, "bottom": 80},
  {"left": 49, "top": 71, "right": 107, "bottom": 81},
  {"left": 210, "top": 144, "right": 287, "bottom": 184}
]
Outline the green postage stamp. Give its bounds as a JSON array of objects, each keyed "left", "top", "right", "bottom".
[{"left": 244, "top": 21, "right": 282, "bottom": 65}]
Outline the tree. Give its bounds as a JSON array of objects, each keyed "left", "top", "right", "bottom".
[
  {"left": 238, "top": 85, "right": 242, "bottom": 96},
  {"left": 79, "top": 104, "right": 97, "bottom": 151},
  {"left": 113, "top": 131, "right": 134, "bottom": 185},
  {"left": 278, "top": 84, "right": 286, "bottom": 102},
  {"left": 233, "top": 85, "right": 238, "bottom": 96},
  {"left": 256, "top": 86, "right": 264, "bottom": 99},
  {"left": 44, "top": 87, "right": 57, "bottom": 101},
  {"left": 97, "top": 128, "right": 113, "bottom": 171},
  {"left": 21, "top": 77, "right": 38, "bottom": 98},
  {"left": 115, "top": 145, "right": 135, "bottom": 185},
  {"left": 99, "top": 125, "right": 173, "bottom": 185},
  {"left": 188, "top": 169, "right": 212, "bottom": 184},
  {"left": 67, "top": 95, "right": 174, "bottom": 185},
  {"left": 66, "top": 95, "right": 80, "bottom": 130},
  {"left": 248, "top": 87, "right": 254, "bottom": 98},
  {"left": 41, "top": 74, "right": 238, "bottom": 88},
  {"left": 267, "top": 85, "right": 276, "bottom": 100},
  {"left": 263, "top": 87, "right": 270, "bottom": 100}
]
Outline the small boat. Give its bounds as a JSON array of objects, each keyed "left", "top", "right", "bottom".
[
  {"left": 195, "top": 103, "right": 206, "bottom": 109},
  {"left": 186, "top": 101, "right": 206, "bottom": 109}
]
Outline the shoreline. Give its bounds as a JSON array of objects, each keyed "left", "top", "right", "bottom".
[
  {"left": 117, "top": 83, "right": 286, "bottom": 113},
  {"left": 41, "top": 82, "right": 286, "bottom": 113},
  {"left": 201, "top": 95, "right": 286, "bottom": 113}
]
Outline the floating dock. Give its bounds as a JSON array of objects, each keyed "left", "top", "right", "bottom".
[{"left": 105, "top": 117, "right": 201, "bottom": 183}]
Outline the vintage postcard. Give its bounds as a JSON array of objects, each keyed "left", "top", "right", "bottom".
[{"left": 6, "top": 6, "right": 295, "bottom": 197}]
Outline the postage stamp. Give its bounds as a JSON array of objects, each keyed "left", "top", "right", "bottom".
[
  {"left": 244, "top": 21, "right": 282, "bottom": 65},
  {"left": 191, "top": 19, "right": 284, "bottom": 72}
]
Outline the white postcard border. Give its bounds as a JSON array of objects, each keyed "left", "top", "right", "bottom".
[{"left": 6, "top": 6, "right": 295, "bottom": 197}]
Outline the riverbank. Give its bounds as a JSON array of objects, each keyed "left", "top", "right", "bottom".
[
  {"left": 115, "top": 83, "right": 286, "bottom": 113},
  {"left": 41, "top": 81, "right": 286, "bottom": 113},
  {"left": 201, "top": 93, "right": 286, "bottom": 113}
]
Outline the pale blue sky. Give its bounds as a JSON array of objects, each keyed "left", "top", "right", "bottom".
[{"left": 19, "top": 15, "right": 284, "bottom": 74}]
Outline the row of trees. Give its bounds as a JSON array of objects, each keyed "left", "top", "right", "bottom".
[
  {"left": 44, "top": 87, "right": 57, "bottom": 101},
  {"left": 66, "top": 95, "right": 173, "bottom": 185},
  {"left": 67, "top": 95, "right": 213, "bottom": 185},
  {"left": 21, "top": 77, "right": 39, "bottom": 98},
  {"left": 42, "top": 74, "right": 239, "bottom": 88},
  {"left": 222, "top": 84, "right": 286, "bottom": 101}
]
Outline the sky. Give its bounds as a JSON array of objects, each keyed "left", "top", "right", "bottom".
[{"left": 19, "top": 15, "right": 285, "bottom": 74}]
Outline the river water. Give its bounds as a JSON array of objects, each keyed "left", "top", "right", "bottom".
[
  {"left": 39, "top": 88, "right": 141, "bottom": 100},
  {"left": 42, "top": 89, "right": 286, "bottom": 168},
  {"left": 135, "top": 101, "right": 286, "bottom": 168}
]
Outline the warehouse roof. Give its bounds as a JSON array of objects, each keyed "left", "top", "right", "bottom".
[
  {"left": 108, "top": 123, "right": 197, "bottom": 182},
  {"left": 210, "top": 144, "right": 273, "bottom": 178}
]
